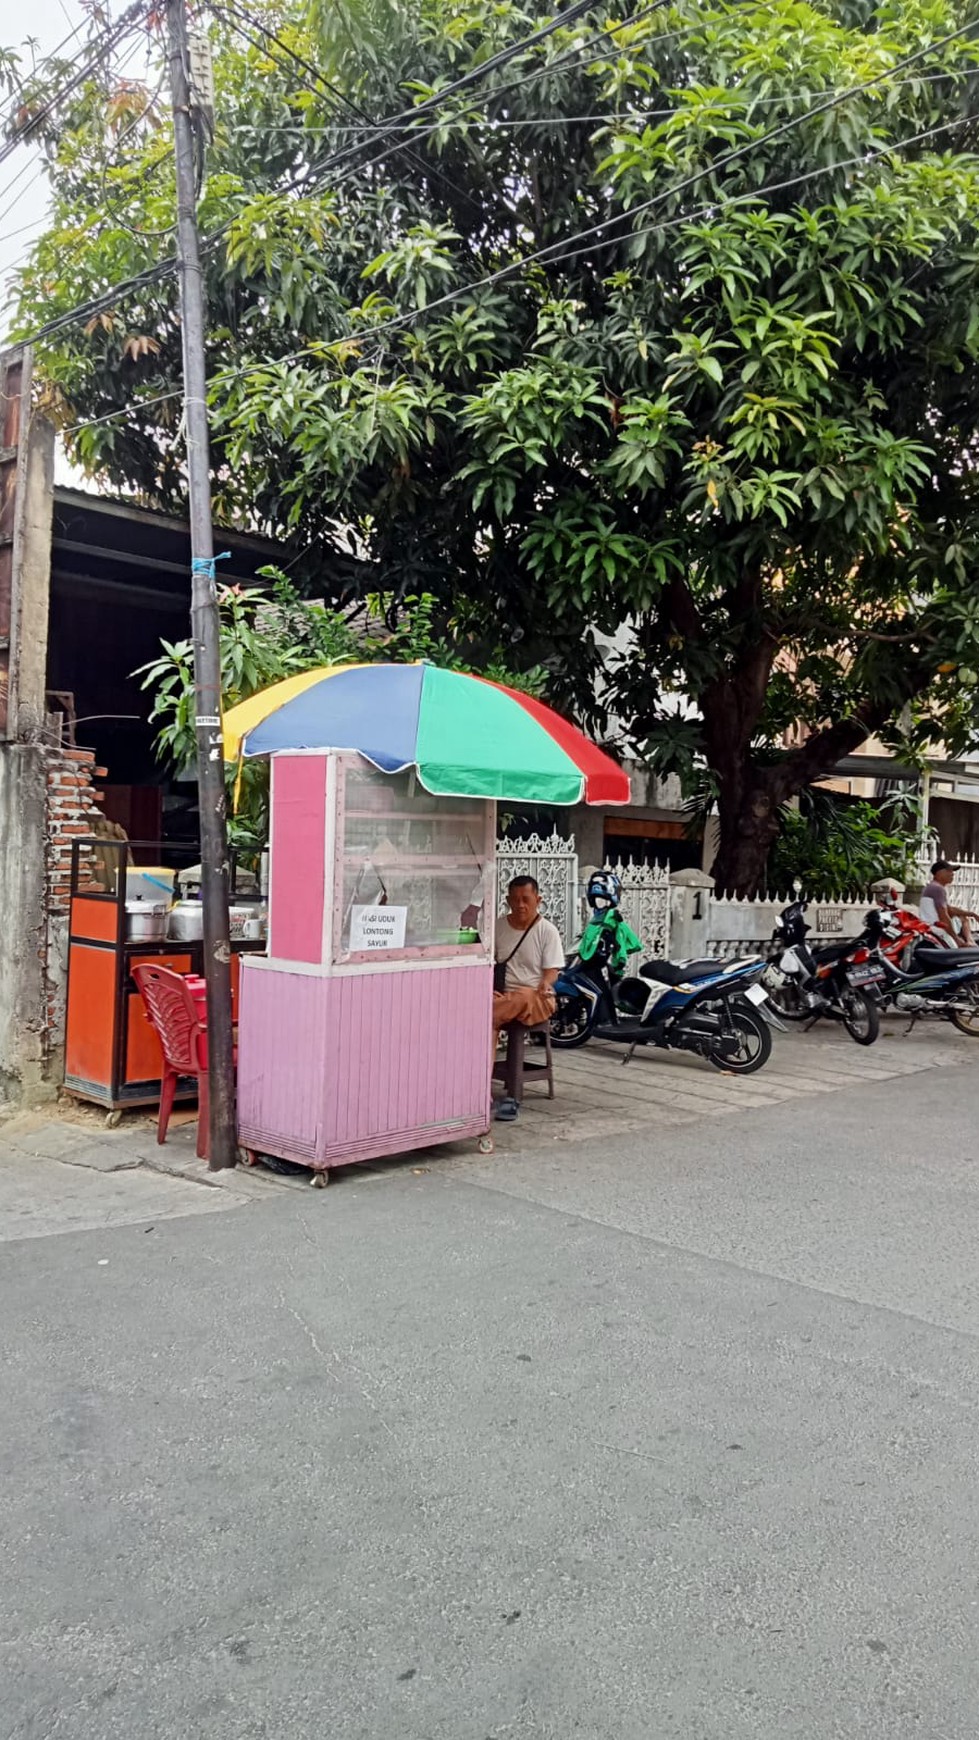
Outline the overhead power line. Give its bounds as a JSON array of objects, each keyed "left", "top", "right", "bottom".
[
  {"left": 21, "top": 0, "right": 629, "bottom": 339},
  {"left": 20, "top": 11, "right": 979, "bottom": 353},
  {"left": 298, "top": 0, "right": 632, "bottom": 179},
  {"left": 0, "top": 0, "right": 151, "bottom": 173},
  {"left": 219, "top": 112, "right": 979, "bottom": 380},
  {"left": 458, "top": 0, "right": 700, "bottom": 106},
  {"left": 335, "top": 12, "right": 979, "bottom": 349},
  {"left": 0, "top": 153, "right": 48, "bottom": 228},
  {"left": 207, "top": 0, "right": 707, "bottom": 228},
  {"left": 3, "top": 0, "right": 726, "bottom": 329},
  {"left": 219, "top": 69, "right": 975, "bottom": 138},
  {"left": 299, "top": 0, "right": 679, "bottom": 187},
  {"left": 0, "top": 10, "right": 91, "bottom": 132},
  {"left": 207, "top": 0, "right": 478, "bottom": 213}
]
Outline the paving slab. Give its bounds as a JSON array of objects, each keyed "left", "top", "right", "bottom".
[
  {"left": 464, "top": 1024, "right": 973, "bottom": 1162},
  {"left": 0, "top": 1148, "right": 252, "bottom": 1242}
]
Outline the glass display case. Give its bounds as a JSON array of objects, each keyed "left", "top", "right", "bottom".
[{"left": 336, "top": 760, "right": 492, "bottom": 958}]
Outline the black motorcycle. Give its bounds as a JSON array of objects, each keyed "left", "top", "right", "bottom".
[{"left": 764, "top": 898, "right": 883, "bottom": 1045}]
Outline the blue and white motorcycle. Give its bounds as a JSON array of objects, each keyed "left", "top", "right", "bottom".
[{"left": 552, "top": 947, "right": 776, "bottom": 1074}]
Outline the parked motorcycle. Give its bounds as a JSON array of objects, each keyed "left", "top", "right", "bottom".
[
  {"left": 763, "top": 898, "right": 883, "bottom": 1044},
  {"left": 554, "top": 946, "right": 775, "bottom": 1073},
  {"left": 868, "top": 907, "right": 979, "bottom": 1034},
  {"left": 552, "top": 870, "right": 776, "bottom": 1072}
]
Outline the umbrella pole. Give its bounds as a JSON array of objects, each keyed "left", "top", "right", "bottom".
[{"left": 167, "top": 0, "right": 236, "bottom": 1168}]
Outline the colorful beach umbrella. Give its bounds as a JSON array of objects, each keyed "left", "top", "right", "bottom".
[{"left": 223, "top": 662, "right": 629, "bottom": 807}]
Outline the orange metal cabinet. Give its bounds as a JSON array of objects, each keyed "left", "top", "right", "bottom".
[{"left": 63, "top": 838, "right": 261, "bottom": 1113}]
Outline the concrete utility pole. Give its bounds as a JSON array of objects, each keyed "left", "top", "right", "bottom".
[{"left": 166, "top": 0, "right": 236, "bottom": 1169}]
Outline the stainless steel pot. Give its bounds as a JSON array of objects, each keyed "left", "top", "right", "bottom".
[
  {"left": 125, "top": 900, "right": 169, "bottom": 942},
  {"left": 168, "top": 899, "right": 204, "bottom": 942}
]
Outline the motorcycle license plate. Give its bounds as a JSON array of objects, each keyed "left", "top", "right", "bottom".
[
  {"left": 847, "top": 963, "right": 883, "bottom": 986},
  {"left": 744, "top": 983, "right": 768, "bottom": 1006}
]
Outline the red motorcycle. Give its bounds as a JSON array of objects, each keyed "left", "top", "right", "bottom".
[{"left": 872, "top": 902, "right": 951, "bottom": 971}]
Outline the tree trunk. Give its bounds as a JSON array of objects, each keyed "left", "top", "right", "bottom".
[
  {"left": 710, "top": 772, "right": 782, "bottom": 897},
  {"left": 698, "top": 618, "right": 780, "bottom": 898},
  {"left": 708, "top": 709, "right": 890, "bottom": 896}
]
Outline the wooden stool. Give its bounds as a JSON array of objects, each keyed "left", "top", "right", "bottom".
[{"left": 493, "top": 1019, "right": 555, "bottom": 1104}]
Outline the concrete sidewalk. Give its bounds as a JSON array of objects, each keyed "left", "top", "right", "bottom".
[
  {"left": 0, "top": 1022, "right": 971, "bottom": 1241},
  {"left": 480, "top": 1016, "right": 975, "bottom": 1152},
  {"left": 0, "top": 1101, "right": 288, "bottom": 1241}
]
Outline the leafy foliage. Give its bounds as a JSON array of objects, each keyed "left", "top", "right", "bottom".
[
  {"left": 10, "top": 0, "right": 979, "bottom": 889},
  {"left": 768, "top": 789, "right": 923, "bottom": 896}
]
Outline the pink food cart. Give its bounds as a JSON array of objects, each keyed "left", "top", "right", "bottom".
[{"left": 236, "top": 750, "right": 497, "bottom": 1177}]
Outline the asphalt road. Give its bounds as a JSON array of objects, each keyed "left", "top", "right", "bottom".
[{"left": 4, "top": 1061, "right": 979, "bottom": 1740}]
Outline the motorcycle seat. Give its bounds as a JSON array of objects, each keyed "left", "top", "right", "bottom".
[
  {"left": 814, "top": 938, "right": 856, "bottom": 964},
  {"left": 640, "top": 957, "right": 720, "bottom": 986},
  {"left": 912, "top": 945, "right": 979, "bottom": 972}
]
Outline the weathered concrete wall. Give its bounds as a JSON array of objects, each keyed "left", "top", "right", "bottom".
[
  {"left": 0, "top": 744, "right": 53, "bottom": 1108},
  {"left": 567, "top": 802, "right": 604, "bottom": 873}
]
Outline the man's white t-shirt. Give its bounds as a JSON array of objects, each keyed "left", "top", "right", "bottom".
[
  {"left": 495, "top": 916, "right": 565, "bottom": 990},
  {"left": 919, "top": 879, "right": 947, "bottom": 928}
]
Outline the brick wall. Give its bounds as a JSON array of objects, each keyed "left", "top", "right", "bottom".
[{"left": 44, "top": 745, "right": 107, "bottom": 1067}]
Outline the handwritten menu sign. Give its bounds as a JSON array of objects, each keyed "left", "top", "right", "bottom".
[{"left": 350, "top": 904, "right": 408, "bottom": 951}]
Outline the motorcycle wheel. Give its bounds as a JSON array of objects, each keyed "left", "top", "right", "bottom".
[
  {"left": 840, "top": 987, "right": 880, "bottom": 1046},
  {"left": 707, "top": 1006, "right": 772, "bottom": 1074},
  {"left": 762, "top": 968, "right": 811, "bottom": 1022},
  {"left": 949, "top": 988, "right": 979, "bottom": 1036},
  {"left": 549, "top": 991, "right": 595, "bottom": 1049}
]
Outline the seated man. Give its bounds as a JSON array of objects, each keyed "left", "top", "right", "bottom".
[{"left": 493, "top": 875, "right": 564, "bottom": 1035}]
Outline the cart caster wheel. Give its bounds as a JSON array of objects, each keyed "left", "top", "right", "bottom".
[
  {"left": 310, "top": 1169, "right": 331, "bottom": 1188},
  {"left": 105, "top": 1110, "right": 123, "bottom": 1130},
  {"left": 237, "top": 1146, "right": 259, "bottom": 1167},
  {"left": 477, "top": 1135, "right": 495, "bottom": 1156}
]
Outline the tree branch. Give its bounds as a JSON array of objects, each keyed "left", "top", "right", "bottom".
[
  {"left": 771, "top": 709, "right": 881, "bottom": 800},
  {"left": 661, "top": 574, "right": 705, "bottom": 643}
]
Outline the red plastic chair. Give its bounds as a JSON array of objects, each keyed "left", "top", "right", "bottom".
[{"left": 132, "top": 964, "right": 231, "bottom": 1160}]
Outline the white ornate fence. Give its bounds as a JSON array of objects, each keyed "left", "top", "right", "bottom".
[
  {"left": 496, "top": 832, "right": 579, "bottom": 951},
  {"left": 496, "top": 840, "right": 979, "bottom": 964},
  {"left": 607, "top": 857, "right": 671, "bottom": 969},
  {"left": 497, "top": 836, "right": 671, "bottom": 966},
  {"left": 913, "top": 849, "right": 979, "bottom": 914}
]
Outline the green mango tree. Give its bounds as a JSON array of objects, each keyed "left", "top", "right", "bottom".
[{"left": 9, "top": 0, "right": 979, "bottom": 891}]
